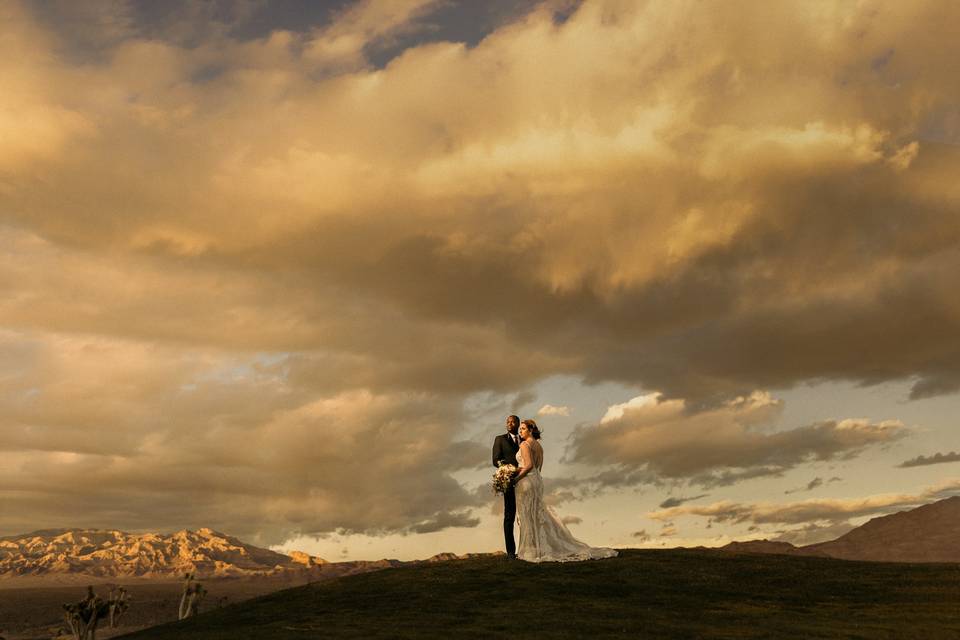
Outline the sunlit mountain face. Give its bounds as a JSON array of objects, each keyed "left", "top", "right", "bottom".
[{"left": 1, "top": 0, "right": 959, "bottom": 561}]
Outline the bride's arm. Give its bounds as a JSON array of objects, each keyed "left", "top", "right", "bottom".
[{"left": 514, "top": 442, "right": 533, "bottom": 481}]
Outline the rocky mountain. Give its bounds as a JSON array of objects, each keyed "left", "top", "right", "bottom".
[
  {"left": 721, "top": 496, "right": 960, "bottom": 562},
  {"left": 0, "top": 528, "right": 327, "bottom": 579}
]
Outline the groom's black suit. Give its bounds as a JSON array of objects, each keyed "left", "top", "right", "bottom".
[{"left": 492, "top": 432, "right": 521, "bottom": 557}]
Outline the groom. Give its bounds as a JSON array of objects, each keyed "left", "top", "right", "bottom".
[{"left": 492, "top": 414, "right": 521, "bottom": 559}]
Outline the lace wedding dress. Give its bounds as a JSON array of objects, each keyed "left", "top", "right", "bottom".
[{"left": 514, "top": 445, "right": 618, "bottom": 563}]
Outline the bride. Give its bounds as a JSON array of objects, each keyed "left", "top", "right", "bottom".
[{"left": 513, "top": 419, "right": 618, "bottom": 562}]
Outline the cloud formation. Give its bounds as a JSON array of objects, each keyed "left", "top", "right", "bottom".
[
  {"left": 0, "top": 329, "right": 486, "bottom": 544},
  {"left": 3, "top": 0, "right": 959, "bottom": 398},
  {"left": 1, "top": 0, "right": 959, "bottom": 541},
  {"left": 303, "top": 0, "right": 440, "bottom": 73},
  {"left": 569, "top": 392, "right": 906, "bottom": 487},
  {"left": 898, "top": 452, "right": 960, "bottom": 468},
  {"left": 648, "top": 479, "right": 960, "bottom": 529},
  {"left": 784, "top": 476, "right": 842, "bottom": 495},
  {"left": 538, "top": 404, "right": 571, "bottom": 417},
  {"left": 658, "top": 494, "right": 709, "bottom": 509}
]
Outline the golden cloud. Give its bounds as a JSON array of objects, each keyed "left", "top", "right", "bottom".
[
  {"left": 568, "top": 391, "right": 907, "bottom": 485},
  {"left": 1, "top": 0, "right": 959, "bottom": 537}
]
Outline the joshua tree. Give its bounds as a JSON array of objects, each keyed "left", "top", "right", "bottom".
[
  {"left": 178, "top": 572, "right": 207, "bottom": 620},
  {"left": 106, "top": 585, "right": 130, "bottom": 629},
  {"left": 62, "top": 585, "right": 129, "bottom": 640}
]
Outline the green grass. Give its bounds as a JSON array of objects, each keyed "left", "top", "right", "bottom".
[{"left": 117, "top": 549, "right": 960, "bottom": 639}]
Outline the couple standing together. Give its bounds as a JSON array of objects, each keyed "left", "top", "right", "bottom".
[{"left": 492, "top": 415, "right": 617, "bottom": 562}]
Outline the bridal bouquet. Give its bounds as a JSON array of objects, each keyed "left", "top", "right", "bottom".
[{"left": 492, "top": 462, "right": 518, "bottom": 494}]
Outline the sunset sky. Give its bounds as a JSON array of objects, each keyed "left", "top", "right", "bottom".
[{"left": 2, "top": 0, "right": 959, "bottom": 561}]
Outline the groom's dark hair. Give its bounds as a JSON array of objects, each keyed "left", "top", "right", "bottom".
[{"left": 508, "top": 415, "right": 519, "bottom": 425}]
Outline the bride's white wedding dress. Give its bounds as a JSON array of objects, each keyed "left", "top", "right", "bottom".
[{"left": 514, "top": 444, "right": 618, "bottom": 563}]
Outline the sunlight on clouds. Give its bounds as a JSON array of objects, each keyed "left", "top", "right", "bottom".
[
  {"left": 574, "top": 391, "right": 905, "bottom": 486},
  {"left": 0, "top": 104, "right": 92, "bottom": 170},
  {"left": 303, "top": 0, "right": 440, "bottom": 72},
  {"left": 212, "top": 144, "right": 388, "bottom": 231},
  {"left": 1, "top": 0, "right": 959, "bottom": 545},
  {"left": 0, "top": 4, "right": 94, "bottom": 170},
  {"left": 697, "top": 122, "right": 889, "bottom": 180},
  {"left": 538, "top": 404, "right": 571, "bottom": 417},
  {"left": 415, "top": 106, "right": 675, "bottom": 198},
  {"left": 601, "top": 393, "right": 662, "bottom": 424}
]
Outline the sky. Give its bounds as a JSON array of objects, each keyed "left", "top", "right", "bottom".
[{"left": 1, "top": 0, "right": 959, "bottom": 561}]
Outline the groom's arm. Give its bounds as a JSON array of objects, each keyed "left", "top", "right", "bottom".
[{"left": 492, "top": 436, "right": 503, "bottom": 468}]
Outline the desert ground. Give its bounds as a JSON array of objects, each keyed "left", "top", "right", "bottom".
[{"left": 0, "top": 576, "right": 311, "bottom": 640}]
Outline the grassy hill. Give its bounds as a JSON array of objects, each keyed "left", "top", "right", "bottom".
[{"left": 118, "top": 549, "right": 960, "bottom": 639}]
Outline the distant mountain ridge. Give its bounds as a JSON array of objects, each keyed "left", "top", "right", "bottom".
[
  {"left": 722, "top": 496, "right": 960, "bottom": 562},
  {"left": 0, "top": 527, "right": 324, "bottom": 579},
  {"left": 7, "top": 496, "right": 952, "bottom": 582},
  {"left": 0, "top": 527, "right": 488, "bottom": 581}
]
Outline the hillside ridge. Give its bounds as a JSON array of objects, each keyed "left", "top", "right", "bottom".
[{"left": 721, "top": 496, "right": 960, "bottom": 562}]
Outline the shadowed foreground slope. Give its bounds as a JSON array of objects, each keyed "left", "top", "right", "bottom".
[{"left": 119, "top": 549, "right": 960, "bottom": 639}]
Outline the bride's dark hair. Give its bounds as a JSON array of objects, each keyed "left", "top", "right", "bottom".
[{"left": 521, "top": 419, "right": 541, "bottom": 440}]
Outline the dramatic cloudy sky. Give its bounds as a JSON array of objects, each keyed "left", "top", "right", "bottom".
[{"left": 2, "top": 0, "right": 959, "bottom": 560}]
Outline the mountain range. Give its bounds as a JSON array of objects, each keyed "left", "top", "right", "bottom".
[
  {"left": 721, "top": 495, "right": 960, "bottom": 562},
  {"left": 2, "top": 496, "right": 957, "bottom": 583},
  {"left": 0, "top": 527, "right": 483, "bottom": 583}
]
